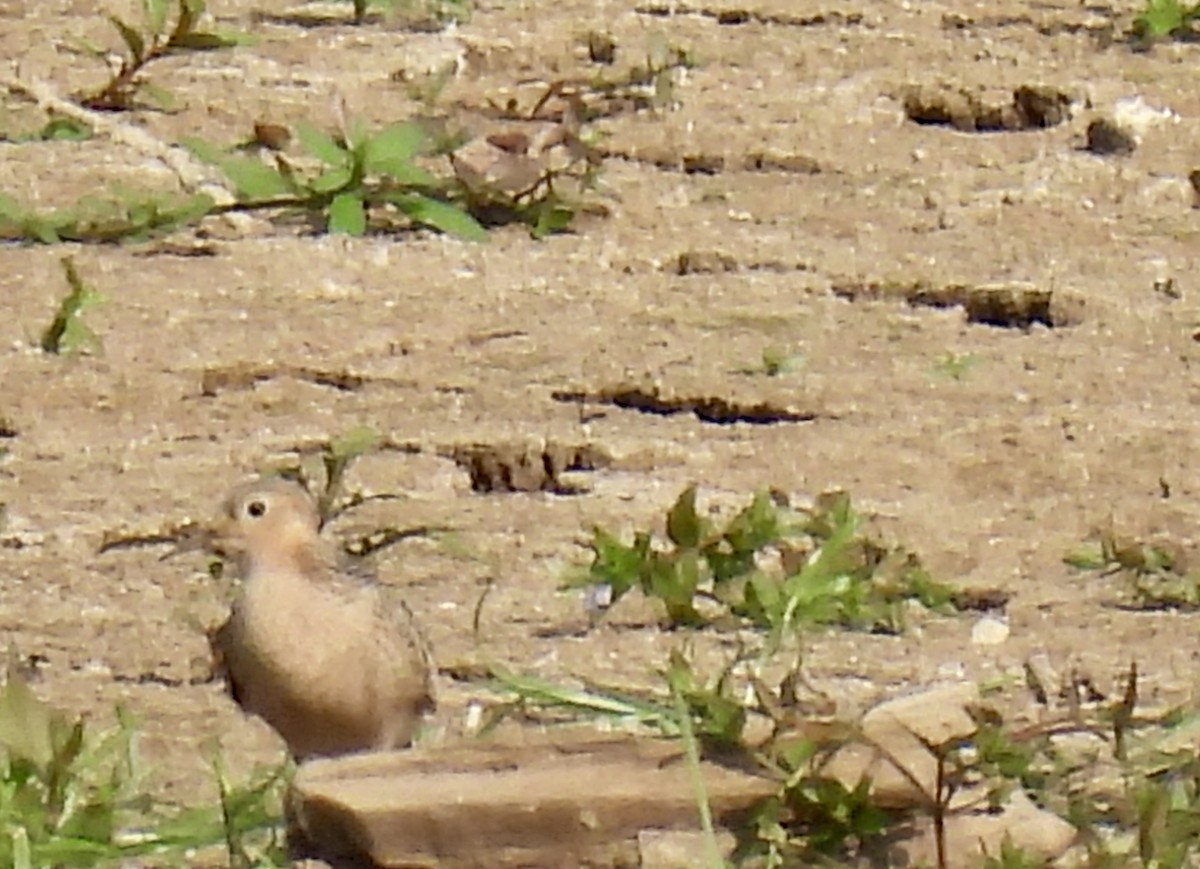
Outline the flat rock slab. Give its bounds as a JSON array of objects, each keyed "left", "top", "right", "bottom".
[{"left": 290, "top": 733, "right": 777, "bottom": 868}]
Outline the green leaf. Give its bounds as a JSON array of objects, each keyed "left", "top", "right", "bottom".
[
  {"left": 183, "top": 138, "right": 290, "bottom": 199},
  {"left": 0, "top": 661, "right": 57, "bottom": 770},
  {"left": 108, "top": 15, "right": 146, "bottom": 62},
  {"left": 666, "top": 485, "right": 702, "bottom": 549},
  {"left": 222, "top": 158, "right": 290, "bottom": 199},
  {"left": 170, "top": 30, "right": 241, "bottom": 49},
  {"left": 743, "top": 572, "right": 784, "bottom": 627},
  {"left": 1138, "top": 0, "right": 1185, "bottom": 35},
  {"left": 173, "top": 0, "right": 199, "bottom": 40},
  {"left": 144, "top": 0, "right": 171, "bottom": 34},
  {"left": 588, "top": 529, "right": 646, "bottom": 600},
  {"left": 328, "top": 425, "right": 381, "bottom": 462},
  {"left": 724, "top": 492, "right": 781, "bottom": 554},
  {"left": 646, "top": 551, "right": 701, "bottom": 625},
  {"left": 531, "top": 203, "right": 574, "bottom": 239},
  {"left": 27, "top": 214, "right": 63, "bottom": 244},
  {"left": 296, "top": 122, "right": 350, "bottom": 167},
  {"left": 41, "top": 258, "right": 104, "bottom": 355},
  {"left": 1063, "top": 545, "right": 1107, "bottom": 571},
  {"left": 310, "top": 166, "right": 354, "bottom": 194},
  {"left": 138, "top": 82, "right": 177, "bottom": 111},
  {"left": 363, "top": 122, "right": 426, "bottom": 173},
  {"left": 328, "top": 192, "right": 366, "bottom": 235},
  {"left": 384, "top": 191, "right": 487, "bottom": 241},
  {"left": 379, "top": 161, "right": 438, "bottom": 186},
  {"left": 0, "top": 191, "right": 24, "bottom": 220},
  {"left": 180, "top": 135, "right": 223, "bottom": 164},
  {"left": 39, "top": 118, "right": 93, "bottom": 142}
]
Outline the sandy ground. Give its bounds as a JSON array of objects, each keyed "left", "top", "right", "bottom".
[{"left": 3, "top": 0, "right": 1200, "bottom": 814}]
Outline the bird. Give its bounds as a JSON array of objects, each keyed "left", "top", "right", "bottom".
[{"left": 207, "top": 477, "right": 435, "bottom": 761}]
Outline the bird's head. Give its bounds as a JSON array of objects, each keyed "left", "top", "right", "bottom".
[{"left": 215, "top": 478, "right": 322, "bottom": 577}]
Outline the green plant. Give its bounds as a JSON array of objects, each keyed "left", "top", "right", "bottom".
[
  {"left": 346, "top": 0, "right": 471, "bottom": 25},
  {"left": 577, "top": 486, "right": 957, "bottom": 638},
  {"left": 737, "top": 347, "right": 803, "bottom": 377},
  {"left": 0, "top": 657, "right": 289, "bottom": 866},
  {"left": 313, "top": 425, "right": 384, "bottom": 524},
  {"left": 1133, "top": 0, "right": 1200, "bottom": 42},
  {"left": 0, "top": 117, "right": 92, "bottom": 144},
  {"left": 0, "top": 188, "right": 214, "bottom": 244},
  {"left": 666, "top": 651, "right": 726, "bottom": 869},
  {"left": 269, "top": 427, "right": 453, "bottom": 560},
  {"left": 80, "top": 0, "right": 248, "bottom": 110},
  {"left": 514, "top": 33, "right": 694, "bottom": 124},
  {"left": 979, "top": 839, "right": 1048, "bottom": 869},
  {"left": 211, "top": 755, "right": 289, "bottom": 868},
  {"left": 931, "top": 351, "right": 981, "bottom": 382},
  {"left": 486, "top": 607, "right": 1200, "bottom": 867},
  {"left": 1065, "top": 525, "right": 1200, "bottom": 610},
  {"left": 185, "top": 119, "right": 488, "bottom": 240},
  {"left": 0, "top": 659, "right": 141, "bottom": 867},
  {"left": 643, "top": 32, "right": 696, "bottom": 109},
  {"left": 40, "top": 258, "right": 103, "bottom": 355},
  {"left": 487, "top": 649, "right": 891, "bottom": 865}
]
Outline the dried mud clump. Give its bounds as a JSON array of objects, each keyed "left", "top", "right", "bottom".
[
  {"left": 553, "top": 386, "right": 819, "bottom": 425},
  {"left": 903, "top": 83, "right": 1072, "bottom": 132},
  {"left": 831, "top": 280, "right": 1084, "bottom": 329},
  {"left": 447, "top": 441, "right": 611, "bottom": 493}
]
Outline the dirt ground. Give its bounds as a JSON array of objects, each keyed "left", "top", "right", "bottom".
[{"left": 3, "top": 0, "right": 1200, "bottom": 819}]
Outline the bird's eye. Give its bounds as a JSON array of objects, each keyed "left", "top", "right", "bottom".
[{"left": 245, "top": 500, "right": 267, "bottom": 519}]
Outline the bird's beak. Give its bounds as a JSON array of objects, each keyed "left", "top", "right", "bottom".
[{"left": 158, "top": 520, "right": 227, "bottom": 562}]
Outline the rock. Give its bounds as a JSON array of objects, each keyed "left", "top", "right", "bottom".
[
  {"left": 289, "top": 732, "right": 777, "bottom": 868},
  {"left": 637, "top": 830, "right": 736, "bottom": 869},
  {"left": 826, "top": 685, "right": 1076, "bottom": 867},
  {"left": 1086, "top": 118, "right": 1136, "bottom": 156},
  {"left": 825, "top": 683, "right": 980, "bottom": 808},
  {"left": 889, "top": 789, "right": 1076, "bottom": 867},
  {"left": 970, "top": 614, "right": 1010, "bottom": 646}
]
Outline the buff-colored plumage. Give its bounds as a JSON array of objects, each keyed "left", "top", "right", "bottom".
[{"left": 209, "top": 478, "right": 434, "bottom": 760}]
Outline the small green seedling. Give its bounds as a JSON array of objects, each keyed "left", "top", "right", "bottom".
[
  {"left": 317, "top": 425, "right": 383, "bottom": 524},
  {"left": 0, "top": 186, "right": 214, "bottom": 245},
  {"left": 738, "top": 347, "right": 803, "bottom": 377},
  {"left": 1066, "top": 525, "right": 1200, "bottom": 609},
  {"left": 81, "top": 0, "right": 248, "bottom": 110},
  {"left": 931, "top": 351, "right": 980, "bottom": 382},
  {"left": 0, "top": 117, "right": 93, "bottom": 144},
  {"left": 186, "top": 119, "right": 488, "bottom": 240},
  {"left": 644, "top": 31, "right": 695, "bottom": 110},
  {"left": 346, "top": 0, "right": 471, "bottom": 25},
  {"left": 40, "top": 258, "right": 104, "bottom": 355},
  {"left": 1133, "top": 0, "right": 1200, "bottom": 42}
]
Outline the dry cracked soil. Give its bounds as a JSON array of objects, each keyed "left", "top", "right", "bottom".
[{"left": 3, "top": 0, "right": 1200, "bottom": 846}]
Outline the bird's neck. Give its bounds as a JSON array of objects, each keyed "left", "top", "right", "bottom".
[{"left": 241, "top": 544, "right": 326, "bottom": 585}]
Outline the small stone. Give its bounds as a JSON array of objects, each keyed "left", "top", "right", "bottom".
[
  {"left": 970, "top": 614, "right": 1009, "bottom": 645},
  {"left": 825, "top": 683, "right": 979, "bottom": 808},
  {"left": 1086, "top": 118, "right": 1136, "bottom": 156}
]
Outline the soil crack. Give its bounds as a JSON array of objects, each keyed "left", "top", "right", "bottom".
[
  {"left": 636, "top": 3, "right": 866, "bottom": 28},
  {"left": 553, "top": 386, "right": 819, "bottom": 425},
  {"left": 199, "top": 363, "right": 415, "bottom": 396},
  {"left": 830, "top": 279, "right": 1083, "bottom": 328},
  {"left": 599, "top": 145, "right": 821, "bottom": 176}
]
